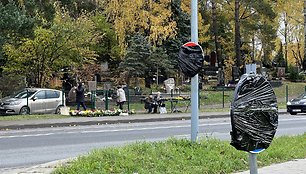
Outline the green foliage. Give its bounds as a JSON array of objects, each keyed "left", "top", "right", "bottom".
[
  {"left": 0, "top": 0, "right": 35, "bottom": 67},
  {"left": 119, "top": 33, "right": 151, "bottom": 82},
  {"left": 3, "top": 8, "right": 99, "bottom": 87},
  {"left": 58, "top": 0, "right": 98, "bottom": 18},
  {"left": 288, "top": 65, "right": 304, "bottom": 82},
  {"left": 54, "top": 134, "right": 306, "bottom": 174},
  {"left": 0, "top": 73, "right": 26, "bottom": 97},
  {"left": 273, "top": 42, "right": 286, "bottom": 67},
  {"left": 91, "top": 14, "right": 121, "bottom": 66}
]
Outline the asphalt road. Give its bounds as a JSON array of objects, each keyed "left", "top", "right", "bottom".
[{"left": 0, "top": 114, "right": 305, "bottom": 171}]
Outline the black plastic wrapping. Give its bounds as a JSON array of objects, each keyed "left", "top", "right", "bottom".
[
  {"left": 230, "top": 74, "right": 278, "bottom": 152},
  {"left": 178, "top": 44, "right": 204, "bottom": 77}
]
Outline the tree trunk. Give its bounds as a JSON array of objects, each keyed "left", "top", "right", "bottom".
[
  {"left": 212, "top": 0, "right": 220, "bottom": 66},
  {"left": 234, "top": 0, "right": 241, "bottom": 72},
  {"left": 284, "top": 12, "right": 288, "bottom": 71},
  {"left": 303, "top": 0, "right": 306, "bottom": 70}
]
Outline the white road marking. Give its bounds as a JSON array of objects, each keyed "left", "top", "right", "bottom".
[{"left": 0, "top": 116, "right": 305, "bottom": 139}]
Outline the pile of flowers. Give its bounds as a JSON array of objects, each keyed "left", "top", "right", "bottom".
[{"left": 69, "top": 109, "right": 135, "bottom": 117}]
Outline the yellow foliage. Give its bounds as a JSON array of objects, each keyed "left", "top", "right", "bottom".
[
  {"left": 224, "top": 57, "right": 236, "bottom": 83},
  {"left": 103, "top": 0, "right": 176, "bottom": 53}
]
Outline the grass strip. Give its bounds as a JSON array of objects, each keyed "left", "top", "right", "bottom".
[
  {"left": 53, "top": 134, "right": 306, "bottom": 174},
  {"left": 0, "top": 114, "right": 71, "bottom": 121}
]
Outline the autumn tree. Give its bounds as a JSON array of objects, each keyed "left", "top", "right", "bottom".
[
  {"left": 101, "top": 0, "right": 177, "bottom": 52},
  {"left": 224, "top": 0, "right": 277, "bottom": 71},
  {"left": 276, "top": 0, "right": 304, "bottom": 69},
  {"left": 3, "top": 8, "right": 100, "bottom": 87},
  {"left": 91, "top": 14, "right": 121, "bottom": 69},
  {"left": 0, "top": 1, "right": 35, "bottom": 73}
]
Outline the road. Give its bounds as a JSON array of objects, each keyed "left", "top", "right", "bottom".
[{"left": 0, "top": 114, "right": 305, "bottom": 171}]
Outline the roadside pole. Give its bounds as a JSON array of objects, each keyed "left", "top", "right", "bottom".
[
  {"left": 249, "top": 152, "right": 258, "bottom": 174},
  {"left": 191, "top": 0, "right": 199, "bottom": 142}
]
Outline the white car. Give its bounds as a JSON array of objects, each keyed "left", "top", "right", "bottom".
[{"left": 0, "top": 88, "right": 65, "bottom": 115}]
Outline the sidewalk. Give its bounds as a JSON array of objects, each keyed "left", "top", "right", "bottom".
[
  {"left": 234, "top": 158, "right": 306, "bottom": 174},
  {"left": 2, "top": 108, "right": 305, "bottom": 174}
]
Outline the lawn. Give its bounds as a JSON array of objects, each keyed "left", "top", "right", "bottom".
[{"left": 53, "top": 134, "right": 306, "bottom": 174}]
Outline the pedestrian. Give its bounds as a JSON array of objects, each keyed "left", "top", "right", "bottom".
[
  {"left": 116, "top": 86, "right": 126, "bottom": 110},
  {"left": 75, "top": 82, "right": 86, "bottom": 111},
  {"left": 144, "top": 95, "right": 158, "bottom": 113}
]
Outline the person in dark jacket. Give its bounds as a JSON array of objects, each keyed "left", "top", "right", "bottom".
[{"left": 75, "top": 82, "right": 86, "bottom": 111}]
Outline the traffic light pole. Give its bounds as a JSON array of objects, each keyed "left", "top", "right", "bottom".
[{"left": 191, "top": 0, "right": 199, "bottom": 142}]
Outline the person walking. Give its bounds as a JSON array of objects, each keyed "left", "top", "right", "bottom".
[
  {"left": 116, "top": 86, "right": 126, "bottom": 110},
  {"left": 75, "top": 82, "right": 86, "bottom": 111}
]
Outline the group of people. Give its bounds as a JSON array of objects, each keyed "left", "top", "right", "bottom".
[
  {"left": 70, "top": 83, "right": 165, "bottom": 114},
  {"left": 68, "top": 82, "right": 127, "bottom": 111},
  {"left": 144, "top": 92, "right": 166, "bottom": 114}
]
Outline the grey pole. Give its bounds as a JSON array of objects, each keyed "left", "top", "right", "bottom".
[
  {"left": 191, "top": 0, "right": 199, "bottom": 142},
  {"left": 249, "top": 153, "right": 258, "bottom": 174}
]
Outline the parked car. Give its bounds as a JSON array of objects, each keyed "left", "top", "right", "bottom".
[
  {"left": 0, "top": 88, "right": 65, "bottom": 115},
  {"left": 287, "top": 93, "right": 306, "bottom": 115}
]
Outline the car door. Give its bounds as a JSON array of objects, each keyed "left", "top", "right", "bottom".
[
  {"left": 45, "top": 90, "right": 61, "bottom": 113},
  {"left": 30, "top": 90, "right": 46, "bottom": 114}
]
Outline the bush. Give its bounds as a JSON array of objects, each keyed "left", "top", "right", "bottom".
[
  {"left": 288, "top": 65, "right": 304, "bottom": 82},
  {"left": 0, "top": 73, "right": 26, "bottom": 97}
]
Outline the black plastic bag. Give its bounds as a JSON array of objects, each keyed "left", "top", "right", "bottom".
[
  {"left": 230, "top": 74, "right": 278, "bottom": 152},
  {"left": 178, "top": 43, "right": 204, "bottom": 77}
]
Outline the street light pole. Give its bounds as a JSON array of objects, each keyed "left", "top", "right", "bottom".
[{"left": 191, "top": 0, "right": 199, "bottom": 142}]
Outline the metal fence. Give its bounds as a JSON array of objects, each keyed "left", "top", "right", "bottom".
[{"left": 1, "top": 81, "right": 305, "bottom": 114}]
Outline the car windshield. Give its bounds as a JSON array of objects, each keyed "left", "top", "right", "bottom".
[
  {"left": 296, "top": 93, "right": 306, "bottom": 99},
  {"left": 13, "top": 89, "right": 37, "bottom": 99}
]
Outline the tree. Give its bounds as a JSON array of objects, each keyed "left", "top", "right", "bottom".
[
  {"left": 225, "top": 0, "right": 277, "bottom": 71},
  {"left": 102, "top": 0, "right": 177, "bottom": 53},
  {"left": 91, "top": 14, "right": 121, "bottom": 69},
  {"left": 3, "top": 8, "right": 100, "bottom": 87},
  {"left": 119, "top": 33, "right": 151, "bottom": 86},
  {"left": 0, "top": 0, "right": 35, "bottom": 73},
  {"left": 274, "top": 41, "right": 286, "bottom": 67},
  {"left": 148, "top": 47, "right": 174, "bottom": 86}
]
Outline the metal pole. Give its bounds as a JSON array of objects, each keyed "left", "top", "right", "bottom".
[
  {"left": 156, "top": 67, "right": 159, "bottom": 86},
  {"left": 92, "top": 91, "right": 96, "bottom": 110},
  {"left": 62, "top": 88, "right": 64, "bottom": 106},
  {"left": 171, "top": 89, "right": 173, "bottom": 112},
  {"left": 249, "top": 153, "right": 258, "bottom": 174},
  {"left": 191, "top": 0, "right": 199, "bottom": 142},
  {"left": 127, "top": 86, "right": 130, "bottom": 111},
  {"left": 286, "top": 85, "right": 288, "bottom": 102},
  {"left": 105, "top": 90, "right": 109, "bottom": 110},
  {"left": 26, "top": 89, "right": 29, "bottom": 109},
  {"left": 223, "top": 85, "right": 225, "bottom": 108}
]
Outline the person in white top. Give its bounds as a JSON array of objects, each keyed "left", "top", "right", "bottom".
[{"left": 116, "top": 86, "right": 126, "bottom": 110}]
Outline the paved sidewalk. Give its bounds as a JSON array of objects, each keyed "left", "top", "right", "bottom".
[
  {"left": 2, "top": 108, "right": 304, "bottom": 174},
  {"left": 234, "top": 158, "right": 306, "bottom": 174}
]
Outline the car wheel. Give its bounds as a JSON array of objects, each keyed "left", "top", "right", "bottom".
[
  {"left": 289, "top": 112, "right": 297, "bottom": 115},
  {"left": 55, "top": 105, "right": 63, "bottom": 114},
  {"left": 19, "top": 106, "right": 30, "bottom": 115}
]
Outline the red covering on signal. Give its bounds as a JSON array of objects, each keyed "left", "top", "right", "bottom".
[{"left": 183, "top": 42, "right": 198, "bottom": 47}]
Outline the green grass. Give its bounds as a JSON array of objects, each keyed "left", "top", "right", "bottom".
[
  {"left": 0, "top": 114, "right": 71, "bottom": 121},
  {"left": 53, "top": 134, "right": 306, "bottom": 174}
]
